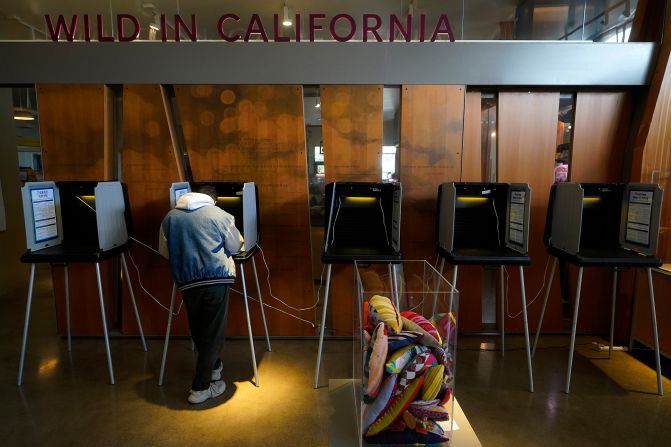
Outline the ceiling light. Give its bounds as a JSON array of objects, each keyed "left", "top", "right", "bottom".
[
  {"left": 315, "top": 102, "right": 321, "bottom": 109},
  {"left": 282, "top": 4, "right": 292, "bottom": 27},
  {"left": 149, "top": 23, "right": 159, "bottom": 31}
]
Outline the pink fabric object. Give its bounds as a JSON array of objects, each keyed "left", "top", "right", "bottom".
[
  {"left": 401, "top": 311, "right": 442, "bottom": 344},
  {"left": 408, "top": 400, "right": 450, "bottom": 421},
  {"left": 400, "top": 316, "right": 442, "bottom": 350}
]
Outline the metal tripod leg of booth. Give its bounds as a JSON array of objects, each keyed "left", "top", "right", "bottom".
[
  {"left": 500, "top": 266, "right": 505, "bottom": 356},
  {"left": 391, "top": 263, "right": 400, "bottom": 310},
  {"left": 314, "top": 264, "right": 333, "bottom": 389},
  {"left": 646, "top": 268, "right": 664, "bottom": 396},
  {"left": 158, "top": 283, "right": 177, "bottom": 386},
  {"left": 519, "top": 266, "right": 534, "bottom": 393},
  {"left": 17, "top": 264, "right": 36, "bottom": 386},
  {"left": 240, "top": 264, "right": 259, "bottom": 387},
  {"left": 532, "top": 257, "right": 558, "bottom": 358},
  {"left": 120, "top": 253, "right": 147, "bottom": 352},
  {"left": 252, "top": 257, "right": 272, "bottom": 352},
  {"left": 95, "top": 262, "right": 115, "bottom": 385},
  {"left": 609, "top": 269, "right": 618, "bottom": 359},
  {"left": 449, "top": 265, "right": 458, "bottom": 315},
  {"left": 565, "top": 266, "right": 584, "bottom": 394},
  {"left": 64, "top": 265, "right": 72, "bottom": 352}
]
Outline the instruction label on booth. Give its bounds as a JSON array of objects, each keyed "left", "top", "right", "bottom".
[
  {"left": 509, "top": 191, "right": 526, "bottom": 245},
  {"left": 31, "top": 188, "right": 57, "bottom": 242},
  {"left": 626, "top": 190, "right": 653, "bottom": 246}
]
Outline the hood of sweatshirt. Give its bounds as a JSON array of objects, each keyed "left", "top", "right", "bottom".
[{"left": 176, "top": 192, "right": 215, "bottom": 211}]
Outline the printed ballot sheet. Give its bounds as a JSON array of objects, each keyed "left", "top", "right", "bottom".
[
  {"left": 509, "top": 190, "right": 526, "bottom": 245},
  {"left": 31, "top": 187, "right": 57, "bottom": 242},
  {"left": 626, "top": 190, "right": 653, "bottom": 246}
]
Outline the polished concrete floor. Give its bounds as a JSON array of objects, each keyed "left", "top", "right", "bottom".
[{"left": 2, "top": 266, "right": 671, "bottom": 446}]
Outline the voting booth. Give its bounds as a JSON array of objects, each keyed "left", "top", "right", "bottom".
[
  {"left": 436, "top": 182, "right": 534, "bottom": 392},
  {"left": 160, "top": 181, "right": 270, "bottom": 387},
  {"left": 18, "top": 181, "right": 146, "bottom": 386},
  {"left": 534, "top": 182, "right": 664, "bottom": 395},
  {"left": 315, "top": 182, "right": 403, "bottom": 389}
]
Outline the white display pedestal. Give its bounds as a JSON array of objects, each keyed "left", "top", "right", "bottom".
[{"left": 328, "top": 379, "right": 481, "bottom": 447}]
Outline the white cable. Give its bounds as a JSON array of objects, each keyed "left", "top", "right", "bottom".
[
  {"left": 76, "top": 195, "right": 97, "bottom": 213},
  {"left": 491, "top": 198, "right": 501, "bottom": 244},
  {"left": 330, "top": 196, "right": 342, "bottom": 245},
  {"left": 229, "top": 287, "right": 315, "bottom": 327},
  {"left": 379, "top": 198, "right": 391, "bottom": 246},
  {"left": 257, "top": 244, "right": 321, "bottom": 313},
  {"left": 505, "top": 255, "right": 551, "bottom": 319},
  {"left": 130, "top": 236, "right": 162, "bottom": 256},
  {"left": 127, "top": 251, "right": 184, "bottom": 316}
]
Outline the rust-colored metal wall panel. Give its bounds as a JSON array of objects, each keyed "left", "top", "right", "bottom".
[
  {"left": 320, "top": 85, "right": 383, "bottom": 335},
  {"left": 321, "top": 85, "right": 383, "bottom": 183},
  {"left": 571, "top": 92, "right": 630, "bottom": 183},
  {"left": 120, "top": 85, "right": 189, "bottom": 336},
  {"left": 462, "top": 91, "right": 483, "bottom": 183},
  {"left": 458, "top": 90, "right": 487, "bottom": 332},
  {"left": 633, "top": 271, "right": 671, "bottom": 356},
  {"left": 175, "top": 85, "right": 314, "bottom": 336},
  {"left": 399, "top": 85, "right": 473, "bottom": 328},
  {"left": 571, "top": 91, "right": 633, "bottom": 338},
  {"left": 498, "top": 92, "right": 561, "bottom": 333},
  {"left": 37, "top": 84, "right": 115, "bottom": 336}
]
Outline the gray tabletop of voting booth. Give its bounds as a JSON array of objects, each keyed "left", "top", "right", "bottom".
[{"left": 18, "top": 181, "right": 147, "bottom": 386}]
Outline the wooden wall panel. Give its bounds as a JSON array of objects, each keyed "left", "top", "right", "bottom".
[
  {"left": 175, "top": 85, "right": 314, "bottom": 337},
  {"left": 321, "top": 85, "right": 383, "bottom": 336},
  {"left": 120, "top": 85, "right": 189, "bottom": 336},
  {"left": 37, "top": 84, "right": 115, "bottom": 336},
  {"left": 571, "top": 91, "right": 633, "bottom": 338},
  {"left": 498, "top": 92, "right": 562, "bottom": 333}
]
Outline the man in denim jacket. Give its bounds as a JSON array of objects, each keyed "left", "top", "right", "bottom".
[{"left": 159, "top": 185, "right": 243, "bottom": 404}]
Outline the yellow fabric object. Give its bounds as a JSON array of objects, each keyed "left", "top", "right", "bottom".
[
  {"left": 369, "top": 295, "right": 402, "bottom": 333},
  {"left": 421, "top": 364, "right": 445, "bottom": 401}
]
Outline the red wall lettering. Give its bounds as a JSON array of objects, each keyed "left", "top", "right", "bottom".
[
  {"left": 363, "top": 14, "right": 383, "bottom": 42},
  {"left": 389, "top": 14, "right": 412, "bottom": 42},
  {"left": 309, "top": 14, "right": 326, "bottom": 41},
  {"left": 175, "top": 14, "right": 197, "bottom": 42},
  {"left": 431, "top": 14, "right": 456, "bottom": 42},
  {"left": 97, "top": 14, "right": 114, "bottom": 42},
  {"left": 245, "top": 14, "right": 269, "bottom": 42},
  {"left": 273, "top": 14, "right": 290, "bottom": 42},
  {"left": 45, "top": 14, "right": 78, "bottom": 42},
  {"left": 117, "top": 14, "right": 140, "bottom": 42},
  {"left": 330, "top": 14, "right": 356, "bottom": 42},
  {"left": 217, "top": 14, "right": 240, "bottom": 42}
]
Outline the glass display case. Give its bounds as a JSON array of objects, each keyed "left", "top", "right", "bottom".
[{"left": 354, "top": 260, "right": 458, "bottom": 447}]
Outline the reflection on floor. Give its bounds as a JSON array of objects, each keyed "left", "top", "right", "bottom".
[{"left": 1, "top": 266, "right": 671, "bottom": 446}]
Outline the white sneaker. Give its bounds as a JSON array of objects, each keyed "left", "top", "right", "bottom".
[
  {"left": 211, "top": 362, "right": 223, "bottom": 381},
  {"left": 188, "top": 380, "right": 226, "bottom": 404}
]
